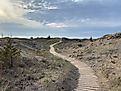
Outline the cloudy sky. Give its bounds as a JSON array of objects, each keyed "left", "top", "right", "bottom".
[{"left": 0, "top": 0, "right": 121, "bottom": 38}]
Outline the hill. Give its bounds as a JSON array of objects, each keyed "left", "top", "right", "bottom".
[
  {"left": 55, "top": 32, "right": 121, "bottom": 91},
  {"left": 0, "top": 38, "right": 79, "bottom": 91}
]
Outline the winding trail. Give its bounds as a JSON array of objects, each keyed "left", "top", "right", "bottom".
[{"left": 50, "top": 42, "right": 100, "bottom": 91}]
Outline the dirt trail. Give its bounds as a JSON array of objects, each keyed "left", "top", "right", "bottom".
[{"left": 50, "top": 42, "right": 100, "bottom": 91}]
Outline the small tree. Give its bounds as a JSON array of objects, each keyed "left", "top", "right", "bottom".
[
  {"left": 90, "top": 36, "right": 93, "bottom": 42},
  {"left": 30, "top": 37, "right": 33, "bottom": 40},
  {"left": 47, "top": 35, "right": 51, "bottom": 39},
  {"left": 0, "top": 38, "right": 20, "bottom": 68}
]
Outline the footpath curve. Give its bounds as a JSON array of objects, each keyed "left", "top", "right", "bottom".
[{"left": 50, "top": 42, "right": 100, "bottom": 91}]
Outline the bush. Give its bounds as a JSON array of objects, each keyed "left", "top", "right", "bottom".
[
  {"left": 90, "top": 37, "right": 93, "bottom": 42},
  {"left": 0, "top": 38, "right": 20, "bottom": 68},
  {"left": 47, "top": 35, "right": 51, "bottom": 39}
]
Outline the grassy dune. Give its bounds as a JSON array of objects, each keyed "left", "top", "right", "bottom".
[
  {"left": 0, "top": 38, "right": 79, "bottom": 91},
  {"left": 55, "top": 33, "right": 121, "bottom": 91}
]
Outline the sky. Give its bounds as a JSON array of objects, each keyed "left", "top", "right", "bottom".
[{"left": 0, "top": 0, "right": 121, "bottom": 38}]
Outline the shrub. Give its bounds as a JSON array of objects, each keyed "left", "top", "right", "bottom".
[
  {"left": 0, "top": 38, "right": 20, "bottom": 68},
  {"left": 47, "top": 35, "right": 51, "bottom": 39},
  {"left": 90, "top": 37, "right": 93, "bottom": 42}
]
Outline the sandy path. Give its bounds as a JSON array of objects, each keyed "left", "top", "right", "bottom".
[{"left": 50, "top": 42, "right": 100, "bottom": 91}]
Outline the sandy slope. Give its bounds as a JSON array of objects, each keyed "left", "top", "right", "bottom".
[{"left": 50, "top": 42, "right": 100, "bottom": 91}]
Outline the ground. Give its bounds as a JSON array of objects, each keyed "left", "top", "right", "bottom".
[
  {"left": 55, "top": 33, "right": 121, "bottom": 91},
  {"left": 0, "top": 38, "right": 79, "bottom": 91},
  {"left": 50, "top": 42, "right": 99, "bottom": 91},
  {"left": 1, "top": 32, "right": 121, "bottom": 91}
]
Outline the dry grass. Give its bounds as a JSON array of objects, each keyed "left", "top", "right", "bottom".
[
  {"left": 0, "top": 38, "right": 79, "bottom": 91},
  {"left": 55, "top": 34, "right": 121, "bottom": 91}
]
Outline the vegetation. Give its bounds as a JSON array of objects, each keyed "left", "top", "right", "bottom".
[
  {"left": 0, "top": 38, "right": 20, "bottom": 68},
  {"left": 55, "top": 33, "right": 121, "bottom": 91},
  {"left": 0, "top": 38, "right": 78, "bottom": 91},
  {"left": 90, "top": 36, "right": 93, "bottom": 42},
  {"left": 47, "top": 35, "right": 51, "bottom": 39}
]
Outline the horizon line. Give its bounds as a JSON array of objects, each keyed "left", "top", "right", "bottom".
[{"left": 0, "top": 35, "right": 100, "bottom": 39}]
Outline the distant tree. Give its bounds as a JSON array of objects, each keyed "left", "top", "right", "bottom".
[
  {"left": 30, "top": 37, "right": 34, "bottom": 40},
  {"left": 90, "top": 36, "right": 93, "bottom": 42},
  {"left": 36, "top": 37, "right": 40, "bottom": 39},
  {"left": 0, "top": 38, "right": 20, "bottom": 68},
  {"left": 47, "top": 35, "right": 51, "bottom": 39},
  {"left": 1, "top": 33, "right": 3, "bottom": 38}
]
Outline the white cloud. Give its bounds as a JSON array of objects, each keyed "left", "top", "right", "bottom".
[
  {"left": 0, "top": 0, "right": 42, "bottom": 27},
  {"left": 60, "top": 18, "right": 121, "bottom": 28},
  {"left": 86, "top": 20, "right": 121, "bottom": 27},
  {"left": 46, "top": 23, "right": 68, "bottom": 28},
  {"left": 0, "top": 0, "right": 23, "bottom": 21},
  {"left": 45, "top": 6, "right": 58, "bottom": 10},
  {"left": 71, "top": 0, "right": 104, "bottom": 3},
  {"left": 72, "top": 0, "right": 84, "bottom": 2}
]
